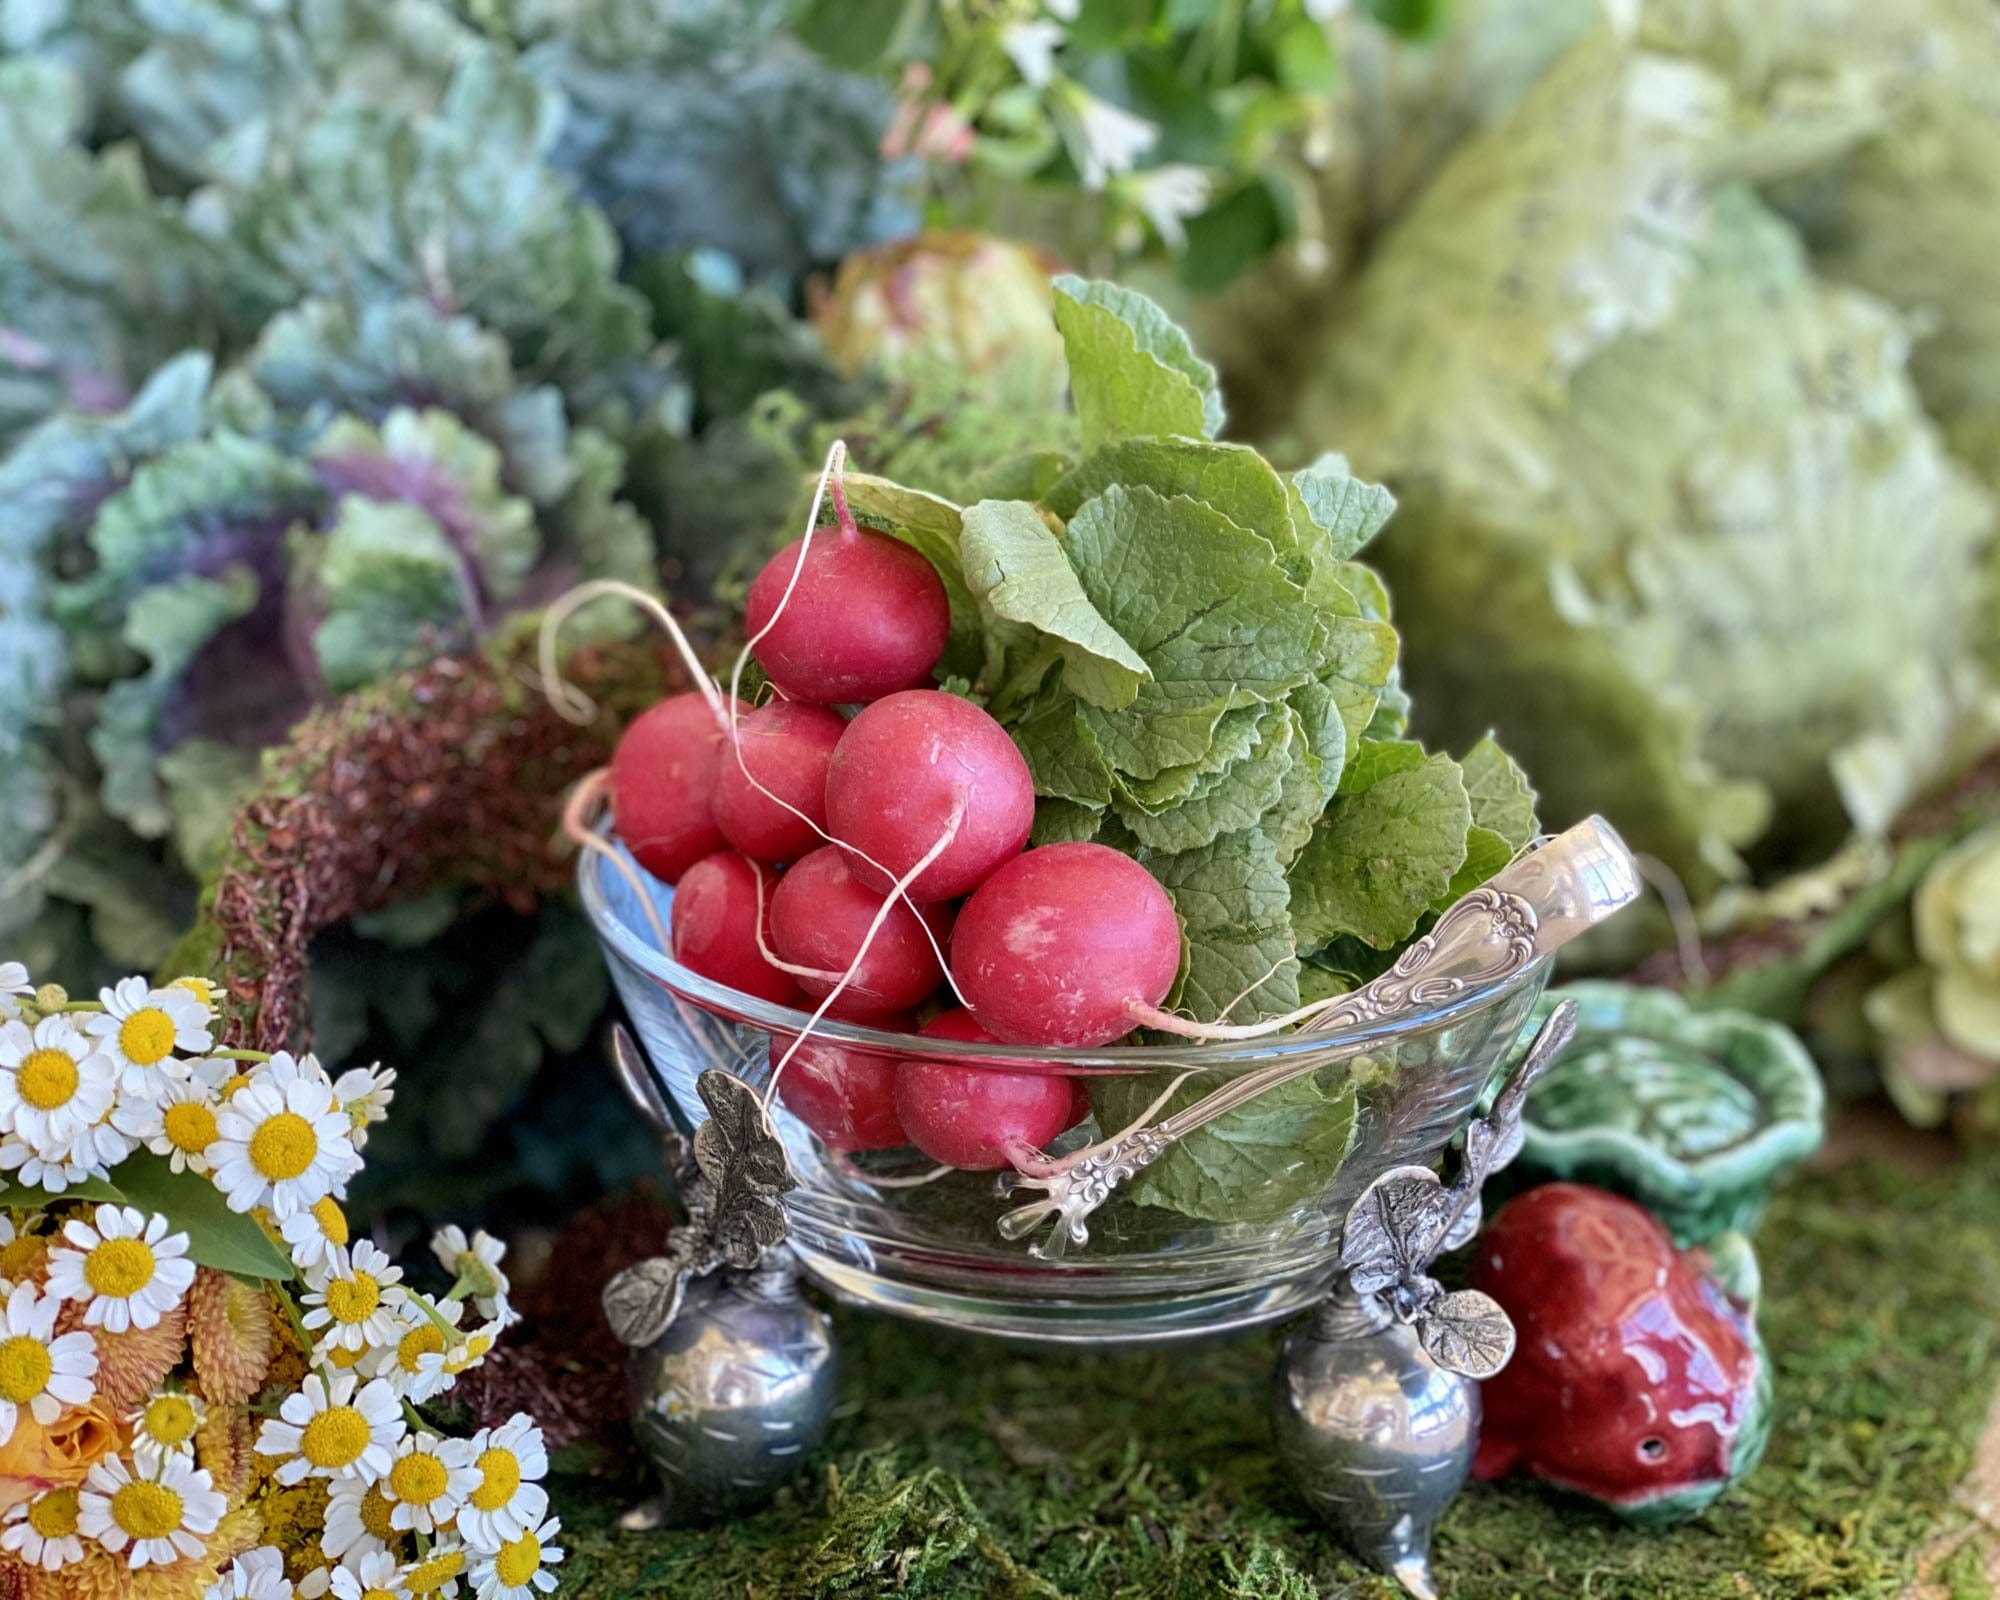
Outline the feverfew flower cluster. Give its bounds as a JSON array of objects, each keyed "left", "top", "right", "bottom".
[{"left": 0, "top": 966, "right": 558, "bottom": 1600}]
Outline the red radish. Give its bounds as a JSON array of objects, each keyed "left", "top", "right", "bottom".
[
  {"left": 768, "top": 846, "right": 952, "bottom": 1019},
  {"left": 713, "top": 700, "right": 847, "bottom": 863},
  {"left": 825, "top": 690, "right": 1034, "bottom": 902},
  {"left": 668, "top": 852, "right": 803, "bottom": 1006},
  {"left": 772, "top": 1024, "right": 910, "bottom": 1151},
  {"left": 951, "top": 843, "right": 1182, "bottom": 1048},
  {"left": 610, "top": 691, "right": 743, "bottom": 883},
  {"left": 1066, "top": 1079, "right": 1094, "bottom": 1132},
  {"left": 896, "top": 1010, "right": 1075, "bottom": 1170},
  {"left": 745, "top": 525, "right": 950, "bottom": 704}
]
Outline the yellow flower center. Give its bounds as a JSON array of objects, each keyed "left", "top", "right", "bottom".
[
  {"left": 0, "top": 1235, "right": 44, "bottom": 1282},
  {"left": 0, "top": 1335, "right": 52, "bottom": 1402},
  {"left": 143, "top": 1395, "right": 199, "bottom": 1446},
  {"left": 443, "top": 1335, "right": 493, "bottom": 1376},
  {"left": 299, "top": 1406, "right": 370, "bottom": 1469},
  {"left": 388, "top": 1451, "right": 449, "bottom": 1506},
  {"left": 163, "top": 1101, "right": 218, "bottom": 1154},
  {"left": 325, "top": 1273, "right": 380, "bottom": 1326},
  {"left": 249, "top": 1113, "right": 318, "bottom": 1181},
  {"left": 494, "top": 1530, "right": 542, "bottom": 1588},
  {"left": 362, "top": 1590, "right": 399, "bottom": 1600},
  {"left": 470, "top": 1447, "right": 522, "bottom": 1513},
  {"left": 360, "top": 1483, "right": 396, "bottom": 1541},
  {"left": 406, "top": 1549, "right": 465, "bottom": 1593},
  {"left": 117, "top": 1009, "right": 177, "bottom": 1067},
  {"left": 311, "top": 1196, "right": 349, "bottom": 1247},
  {"left": 223, "top": 1073, "right": 252, "bottom": 1098},
  {"left": 85, "top": 1237, "right": 156, "bottom": 1298},
  {"left": 110, "top": 1480, "right": 184, "bottom": 1540},
  {"left": 27, "top": 1488, "right": 78, "bottom": 1538},
  {"left": 16, "top": 1049, "right": 78, "bottom": 1111},
  {"left": 397, "top": 1325, "right": 446, "bottom": 1373},
  {"left": 170, "top": 978, "right": 214, "bottom": 1008},
  {"left": 326, "top": 1344, "right": 367, "bottom": 1370}
]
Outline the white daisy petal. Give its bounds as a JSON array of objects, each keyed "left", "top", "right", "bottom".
[
  {"left": 85, "top": 977, "right": 214, "bottom": 1099},
  {"left": 254, "top": 1373, "right": 406, "bottom": 1484},
  {"left": 210, "top": 1053, "right": 361, "bottom": 1220},
  {"left": 77, "top": 1451, "right": 225, "bottom": 1569},
  {"left": 46, "top": 1203, "right": 195, "bottom": 1333},
  {"left": 454, "top": 1415, "right": 550, "bottom": 1552},
  {"left": 0, "top": 1282, "right": 97, "bottom": 1443},
  {"left": 468, "top": 1515, "right": 563, "bottom": 1600}
]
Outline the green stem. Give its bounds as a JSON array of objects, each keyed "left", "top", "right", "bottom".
[
  {"left": 58, "top": 1001, "right": 103, "bottom": 1013},
  {"left": 412, "top": 1292, "right": 461, "bottom": 1340},
  {"left": 403, "top": 1399, "right": 441, "bottom": 1437},
  {"left": 209, "top": 1048, "right": 273, "bottom": 1063},
  {"left": 275, "top": 1284, "right": 313, "bottom": 1359}
]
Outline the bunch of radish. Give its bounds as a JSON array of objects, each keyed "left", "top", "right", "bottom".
[{"left": 595, "top": 470, "right": 1182, "bottom": 1174}]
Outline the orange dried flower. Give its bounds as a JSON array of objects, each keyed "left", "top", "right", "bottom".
[
  {"left": 76, "top": 1307, "right": 186, "bottom": 1412},
  {"left": 195, "top": 1407, "right": 258, "bottom": 1507},
  {"left": 187, "top": 1270, "right": 274, "bottom": 1406}
]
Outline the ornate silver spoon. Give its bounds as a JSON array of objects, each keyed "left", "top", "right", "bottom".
[{"left": 995, "top": 814, "right": 1639, "bottom": 1255}]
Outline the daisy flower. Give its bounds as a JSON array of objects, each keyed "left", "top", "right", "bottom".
[
  {"left": 0, "top": 1282, "right": 97, "bottom": 1441},
  {"left": 281, "top": 1195, "right": 353, "bottom": 1276},
  {"left": 333, "top": 1064, "right": 397, "bottom": 1147},
  {"left": 413, "top": 1317, "right": 504, "bottom": 1391},
  {"left": 0, "top": 1212, "right": 44, "bottom": 1292},
  {"left": 1127, "top": 164, "right": 1213, "bottom": 250},
  {"left": 380, "top": 1433, "right": 478, "bottom": 1536},
  {"left": 469, "top": 1516, "right": 562, "bottom": 1600},
  {"left": 205, "top": 1545, "right": 295, "bottom": 1600},
  {"left": 78, "top": 1451, "right": 226, "bottom": 1568},
  {"left": 430, "top": 1226, "right": 513, "bottom": 1325},
  {"left": 321, "top": 1473, "right": 402, "bottom": 1564},
  {"left": 366, "top": 1299, "right": 462, "bottom": 1403},
  {"left": 47, "top": 1204, "right": 196, "bottom": 1332},
  {"left": 0, "top": 1015, "right": 117, "bottom": 1150},
  {"left": 86, "top": 976, "right": 213, "bottom": 1097},
  {"left": 211, "top": 1052, "right": 362, "bottom": 1220},
  {"left": 257, "top": 1372, "right": 404, "bottom": 1484},
  {"left": 402, "top": 1537, "right": 470, "bottom": 1598},
  {"left": 328, "top": 1550, "right": 412, "bottom": 1600},
  {"left": 454, "top": 1415, "right": 549, "bottom": 1551},
  {"left": 303, "top": 1240, "right": 408, "bottom": 1356},
  {"left": 0, "top": 962, "right": 30, "bottom": 1021},
  {"left": 1, "top": 1486, "right": 85, "bottom": 1571},
  {"left": 129, "top": 1388, "right": 207, "bottom": 1464},
  {"left": 113, "top": 1068, "right": 228, "bottom": 1174}
]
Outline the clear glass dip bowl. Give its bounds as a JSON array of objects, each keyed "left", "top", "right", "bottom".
[{"left": 581, "top": 843, "right": 1550, "bottom": 1344}]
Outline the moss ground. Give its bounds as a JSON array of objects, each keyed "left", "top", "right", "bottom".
[{"left": 554, "top": 1154, "right": 2000, "bottom": 1598}]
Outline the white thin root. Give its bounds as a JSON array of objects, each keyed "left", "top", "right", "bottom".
[
  {"left": 761, "top": 796, "right": 966, "bottom": 1109},
  {"left": 1636, "top": 852, "right": 1708, "bottom": 989},
  {"left": 830, "top": 1156, "right": 953, "bottom": 1190},
  {"left": 559, "top": 769, "right": 671, "bottom": 951},
  {"left": 537, "top": 579, "right": 727, "bottom": 726}
]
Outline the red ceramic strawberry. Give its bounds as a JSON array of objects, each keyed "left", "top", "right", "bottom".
[{"left": 1470, "top": 1182, "right": 1770, "bottom": 1522}]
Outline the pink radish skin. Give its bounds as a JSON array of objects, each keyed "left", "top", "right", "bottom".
[
  {"left": 611, "top": 691, "right": 745, "bottom": 883},
  {"left": 768, "top": 846, "right": 953, "bottom": 1020},
  {"left": 896, "top": 1010, "right": 1075, "bottom": 1170},
  {"left": 746, "top": 526, "right": 951, "bottom": 704},
  {"left": 713, "top": 700, "right": 847, "bottom": 863},
  {"left": 826, "top": 690, "right": 1034, "bottom": 901},
  {"left": 668, "top": 852, "right": 804, "bottom": 1007},
  {"left": 773, "top": 1021, "right": 911, "bottom": 1152},
  {"left": 951, "top": 843, "right": 1183, "bottom": 1048}
]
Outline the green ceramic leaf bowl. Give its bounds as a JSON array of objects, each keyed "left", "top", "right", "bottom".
[{"left": 1509, "top": 982, "right": 1826, "bottom": 1244}]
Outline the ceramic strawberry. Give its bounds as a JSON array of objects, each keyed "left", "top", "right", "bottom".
[{"left": 1470, "top": 1182, "right": 1771, "bottom": 1523}]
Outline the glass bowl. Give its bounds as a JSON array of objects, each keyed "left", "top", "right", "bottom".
[{"left": 580, "top": 843, "right": 1550, "bottom": 1344}]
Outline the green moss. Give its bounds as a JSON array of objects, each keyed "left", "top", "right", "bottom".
[{"left": 555, "top": 1155, "right": 2000, "bottom": 1598}]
